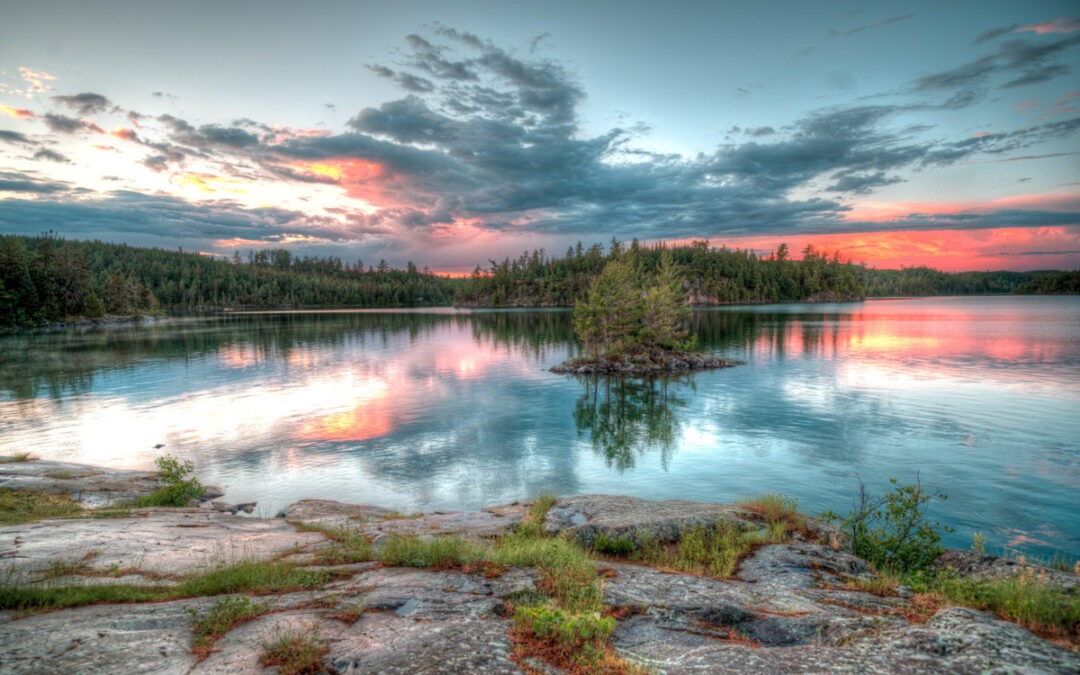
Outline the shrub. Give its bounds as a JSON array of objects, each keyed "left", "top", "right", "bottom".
[
  {"left": 514, "top": 603, "right": 615, "bottom": 669},
  {"left": 822, "top": 476, "right": 952, "bottom": 572},
  {"left": 137, "top": 455, "right": 206, "bottom": 507},
  {"left": 593, "top": 533, "right": 636, "bottom": 556}
]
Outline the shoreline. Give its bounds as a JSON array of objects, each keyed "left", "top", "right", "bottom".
[{"left": 2, "top": 457, "right": 1078, "bottom": 671}]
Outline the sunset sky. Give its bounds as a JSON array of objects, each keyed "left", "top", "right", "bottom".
[{"left": 1, "top": 0, "right": 1078, "bottom": 273}]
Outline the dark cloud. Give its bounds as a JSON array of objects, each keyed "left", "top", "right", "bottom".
[
  {"left": 0, "top": 130, "right": 34, "bottom": 145},
  {"left": 974, "top": 24, "right": 1018, "bottom": 44},
  {"left": 911, "top": 34, "right": 1080, "bottom": 92},
  {"left": 744, "top": 126, "right": 775, "bottom": 136},
  {"left": 31, "top": 148, "right": 71, "bottom": 163},
  {"left": 42, "top": 113, "right": 103, "bottom": 134},
  {"left": 830, "top": 13, "right": 916, "bottom": 38},
  {"left": 825, "top": 170, "right": 903, "bottom": 193},
  {"left": 51, "top": 92, "right": 111, "bottom": 115},
  {"left": 0, "top": 171, "right": 71, "bottom": 194},
  {"left": 365, "top": 64, "right": 436, "bottom": 93},
  {"left": 0, "top": 190, "right": 352, "bottom": 243}
]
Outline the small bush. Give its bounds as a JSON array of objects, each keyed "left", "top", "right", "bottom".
[
  {"left": 260, "top": 627, "right": 327, "bottom": 675},
  {"left": 189, "top": 596, "right": 265, "bottom": 658},
  {"left": 514, "top": 603, "right": 615, "bottom": 670},
  {"left": 821, "top": 476, "right": 952, "bottom": 572},
  {"left": 136, "top": 455, "right": 206, "bottom": 507}
]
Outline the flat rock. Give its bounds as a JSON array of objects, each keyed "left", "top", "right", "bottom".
[
  {"left": 0, "top": 459, "right": 223, "bottom": 508},
  {"left": 282, "top": 498, "right": 526, "bottom": 541},
  {"left": 0, "top": 509, "right": 324, "bottom": 580},
  {"left": 544, "top": 494, "right": 756, "bottom": 547}
]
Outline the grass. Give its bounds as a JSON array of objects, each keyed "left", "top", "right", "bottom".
[
  {"left": 737, "top": 492, "right": 807, "bottom": 537},
  {"left": 0, "top": 488, "right": 82, "bottom": 525},
  {"left": 619, "top": 519, "right": 787, "bottom": 579},
  {"left": 260, "top": 626, "right": 328, "bottom": 675},
  {"left": 294, "top": 523, "right": 374, "bottom": 565},
  {"left": 494, "top": 534, "right": 602, "bottom": 613},
  {"left": 0, "top": 559, "right": 334, "bottom": 613},
  {"left": 43, "top": 471, "right": 74, "bottom": 479},
  {"left": 0, "top": 452, "right": 33, "bottom": 464},
  {"left": 330, "top": 602, "right": 365, "bottom": 624},
  {"left": 518, "top": 492, "right": 557, "bottom": 538},
  {"left": 904, "top": 567, "right": 1080, "bottom": 649},
  {"left": 377, "top": 534, "right": 487, "bottom": 569},
  {"left": 189, "top": 595, "right": 266, "bottom": 659},
  {"left": 512, "top": 603, "right": 639, "bottom": 674}
]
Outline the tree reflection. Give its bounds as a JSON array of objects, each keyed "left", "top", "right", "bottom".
[{"left": 572, "top": 375, "right": 691, "bottom": 472}]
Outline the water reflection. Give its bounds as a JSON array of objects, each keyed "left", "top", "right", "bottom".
[
  {"left": 572, "top": 376, "right": 691, "bottom": 472},
  {"left": 0, "top": 298, "right": 1077, "bottom": 559}
]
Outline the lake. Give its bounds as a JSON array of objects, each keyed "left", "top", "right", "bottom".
[{"left": 1, "top": 296, "right": 1077, "bottom": 559}]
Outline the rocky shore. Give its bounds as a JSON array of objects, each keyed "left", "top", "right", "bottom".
[
  {"left": 550, "top": 351, "right": 743, "bottom": 376},
  {"left": 1, "top": 458, "right": 1077, "bottom": 673}
]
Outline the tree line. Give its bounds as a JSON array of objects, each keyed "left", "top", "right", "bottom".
[
  {"left": 0, "top": 234, "right": 457, "bottom": 329},
  {"left": 455, "top": 239, "right": 866, "bottom": 307}
]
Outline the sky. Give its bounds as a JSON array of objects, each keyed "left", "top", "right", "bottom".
[{"left": 0, "top": 0, "right": 1078, "bottom": 274}]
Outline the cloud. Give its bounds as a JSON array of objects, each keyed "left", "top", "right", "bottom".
[
  {"left": 52, "top": 92, "right": 111, "bottom": 115},
  {"left": 830, "top": 13, "right": 916, "bottom": 38},
  {"left": 31, "top": 148, "right": 71, "bottom": 163},
  {"left": 1017, "top": 17, "right": 1079, "bottom": 35},
  {"left": 0, "top": 130, "right": 34, "bottom": 145},
  {"left": 108, "top": 126, "right": 138, "bottom": 141},
  {"left": 42, "top": 113, "right": 104, "bottom": 134},
  {"left": 366, "top": 64, "right": 435, "bottom": 93},
  {"left": 1, "top": 105, "right": 35, "bottom": 119},
  {"left": 0, "top": 170, "right": 71, "bottom": 194},
  {"left": 911, "top": 34, "right": 1080, "bottom": 92},
  {"left": 974, "top": 24, "right": 1018, "bottom": 44},
  {"left": 744, "top": 126, "right": 776, "bottom": 136},
  {"left": 17, "top": 68, "right": 56, "bottom": 97}
]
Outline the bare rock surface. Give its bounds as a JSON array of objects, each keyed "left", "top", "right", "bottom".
[
  {"left": 282, "top": 497, "right": 527, "bottom": 541},
  {"left": 1, "top": 480, "right": 1077, "bottom": 674},
  {"left": 934, "top": 549, "right": 1078, "bottom": 592},
  {"left": 0, "top": 458, "right": 223, "bottom": 507},
  {"left": 0, "top": 509, "right": 323, "bottom": 580}
]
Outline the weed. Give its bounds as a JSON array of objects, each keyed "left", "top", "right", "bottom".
[
  {"left": 296, "top": 523, "right": 373, "bottom": 565},
  {"left": 972, "top": 532, "right": 988, "bottom": 554},
  {"left": 512, "top": 603, "right": 643, "bottom": 674},
  {"left": 189, "top": 596, "right": 266, "bottom": 659},
  {"left": 44, "top": 471, "right": 74, "bottom": 479},
  {"left": 0, "top": 453, "right": 33, "bottom": 463},
  {"left": 0, "top": 488, "right": 82, "bottom": 525},
  {"left": 260, "top": 626, "right": 328, "bottom": 675}
]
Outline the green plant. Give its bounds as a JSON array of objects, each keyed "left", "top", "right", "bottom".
[
  {"left": 0, "top": 452, "right": 33, "bottom": 464},
  {"left": 593, "top": 533, "right": 636, "bottom": 556},
  {"left": 514, "top": 603, "right": 615, "bottom": 669},
  {"left": 260, "top": 627, "right": 327, "bottom": 675},
  {"left": 0, "top": 488, "right": 82, "bottom": 524},
  {"left": 189, "top": 596, "right": 266, "bottom": 659},
  {"left": 136, "top": 455, "right": 206, "bottom": 507},
  {"left": 377, "top": 535, "right": 486, "bottom": 569},
  {"left": 821, "top": 476, "right": 953, "bottom": 572},
  {"left": 972, "top": 532, "right": 988, "bottom": 554},
  {"left": 518, "top": 492, "right": 557, "bottom": 538},
  {"left": 493, "top": 535, "right": 602, "bottom": 612}
]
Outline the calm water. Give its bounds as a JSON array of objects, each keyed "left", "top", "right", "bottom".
[{"left": 1, "top": 297, "right": 1078, "bottom": 559}]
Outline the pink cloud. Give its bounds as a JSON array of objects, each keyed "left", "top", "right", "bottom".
[
  {"left": 1017, "top": 17, "right": 1079, "bottom": 34},
  {"left": 0, "top": 105, "right": 34, "bottom": 119}
]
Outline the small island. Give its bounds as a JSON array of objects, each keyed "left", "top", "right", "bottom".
[{"left": 552, "top": 250, "right": 743, "bottom": 375}]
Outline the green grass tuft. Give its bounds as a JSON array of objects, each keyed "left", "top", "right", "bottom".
[
  {"left": 260, "top": 626, "right": 328, "bottom": 675},
  {"left": 0, "top": 453, "right": 33, "bottom": 464},
  {"left": 0, "top": 488, "right": 82, "bottom": 525},
  {"left": 189, "top": 595, "right": 266, "bottom": 659},
  {"left": 377, "top": 535, "right": 486, "bottom": 569}
]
